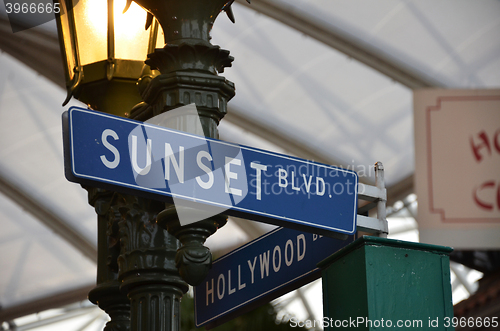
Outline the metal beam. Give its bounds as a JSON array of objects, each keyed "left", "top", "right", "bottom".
[
  {"left": 0, "top": 284, "right": 95, "bottom": 323},
  {"left": 15, "top": 307, "right": 98, "bottom": 331},
  {"left": 450, "top": 262, "right": 476, "bottom": 295},
  {"left": 0, "top": 16, "right": 65, "bottom": 88},
  {"left": 0, "top": 173, "right": 97, "bottom": 262},
  {"left": 236, "top": 0, "right": 443, "bottom": 89},
  {"left": 386, "top": 174, "right": 414, "bottom": 207}
]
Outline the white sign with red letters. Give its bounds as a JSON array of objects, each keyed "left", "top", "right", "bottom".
[{"left": 414, "top": 89, "right": 500, "bottom": 249}]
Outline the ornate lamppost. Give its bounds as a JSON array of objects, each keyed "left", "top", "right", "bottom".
[{"left": 55, "top": 0, "right": 245, "bottom": 330}]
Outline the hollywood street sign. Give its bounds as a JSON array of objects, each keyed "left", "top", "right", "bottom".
[
  {"left": 62, "top": 106, "right": 358, "bottom": 236},
  {"left": 194, "top": 227, "right": 354, "bottom": 328}
]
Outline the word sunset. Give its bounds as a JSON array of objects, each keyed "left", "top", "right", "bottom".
[
  {"left": 194, "top": 227, "right": 354, "bottom": 327},
  {"left": 63, "top": 107, "right": 358, "bottom": 235}
]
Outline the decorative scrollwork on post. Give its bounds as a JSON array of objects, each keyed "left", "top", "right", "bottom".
[
  {"left": 85, "top": 187, "right": 131, "bottom": 331},
  {"left": 114, "top": 194, "right": 188, "bottom": 331},
  {"left": 157, "top": 205, "right": 227, "bottom": 285}
]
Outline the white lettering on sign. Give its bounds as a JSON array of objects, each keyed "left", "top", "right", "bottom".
[
  {"left": 131, "top": 135, "right": 152, "bottom": 175},
  {"left": 312, "top": 234, "right": 323, "bottom": 241},
  {"left": 302, "top": 174, "right": 312, "bottom": 193},
  {"left": 291, "top": 171, "right": 300, "bottom": 191},
  {"left": 260, "top": 251, "right": 270, "bottom": 279},
  {"left": 97, "top": 129, "right": 338, "bottom": 202},
  {"left": 285, "top": 239, "right": 293, "bottom": 267},
  {"left": 217, "top": 274, "right": 225, "bottom": 300},
  {"left": 196, "top": 151, "right": 214, "bottom": 189},
  {"left": 238, "top": 265, "right": 246, "bottom": 290},
  {"left": 228, "top": 270, "right": 236, "bottom": 295},
  {"left": 100, "top": 129, "right": 120, "bottom": 169},
  {"left": 277, "top": 168, "right": 325, "bottom": 195},
  {"left": 297, "top": 234, "right": 306, "bottom": 261},
  {"left": 278, "top": 168, "right": 287, "bottom": 187},
  {"left": 272, "top": 245, "right": 282, "bottom": 272},
  {"left": 316, "top": 177, "right": 325, "bottom": 196},
  {"left": 206, "top": 278, "right": 214, "bottom": 306},
  {"left": 164, "top": 143, "right": 184, "bottom": 183},
  {"left": 250, "top": 162, "right": 268, "bottom": 200},
  {"left": 224, "top": 157, "right": 242, "bottom": 196},
  {"left": 131, "top": 136, "right": 153, "bottom": 176},
  {"left": 248, "top": 257, "right": 257, "bottom": 284},
  {"left": 204, "top": 233, "right": 316, "bottom": 307}
]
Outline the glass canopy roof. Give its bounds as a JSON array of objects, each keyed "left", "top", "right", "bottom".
[{"left": 0, "top": 0, "right": 498, "bottom": 328}]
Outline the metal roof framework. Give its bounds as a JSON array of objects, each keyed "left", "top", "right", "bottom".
[{"left": 1, "top": 0, "right": 498, "bottom": 327}]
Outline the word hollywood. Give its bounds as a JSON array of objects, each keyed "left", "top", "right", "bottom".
[
  {"left": 194, "top": 227, "right": 353, "bottom": 327},
  {"left": 205, "top": 233, "right": 307, "bottom": 305}
]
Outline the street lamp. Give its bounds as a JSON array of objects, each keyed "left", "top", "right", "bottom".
[
  {"left": 55, "top": 0, "right": 163, "bottom": 116},
  {"left": 55, "top": 0, "right": 241, "bottom": 330},
  {"left": 55, "top": 2, "right": 165, "bottom": 330}
]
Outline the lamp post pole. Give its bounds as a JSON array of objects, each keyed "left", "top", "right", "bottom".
[
  {"left": 57, "top": 1, "right": 240, "bottom": 330},
  {"left": 56, "top": 0, "right": 241, "bottom": 328},
  {"left": 116, "top": 1, "right": 237, "bottom": 330}
]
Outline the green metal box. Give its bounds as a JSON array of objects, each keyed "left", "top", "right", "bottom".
[{"left": 318, "top": 236, "right": 454, "bottom": 330}]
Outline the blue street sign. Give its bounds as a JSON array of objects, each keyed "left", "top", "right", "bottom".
[
  {"left": 62, "top": 106, "right": 358, "bottom": 236},
  {"left": 194, "top": 227, "right": 354, "bottom": 328}
]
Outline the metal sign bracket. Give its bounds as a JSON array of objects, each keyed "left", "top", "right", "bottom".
[{"left": 357, "top": 162, "right": 389, "bottom": 237}]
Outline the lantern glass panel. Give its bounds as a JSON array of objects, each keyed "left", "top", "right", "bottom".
[
  {"left": 156, "top": 28, "right": 165, "bottom": 48},
  {"left": 58, "top": 2, "right": 76, "bottom": 81},
  {"left": 114, "top": 0, "right": 150, "bottom": 61},
  {"left": 73, "top": 0, "right": 107, "bottom": 65}
]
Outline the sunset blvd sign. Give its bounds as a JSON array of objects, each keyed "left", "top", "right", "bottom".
[{"left": 63, "top": 106, "right": 358, "bottom": 236}]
